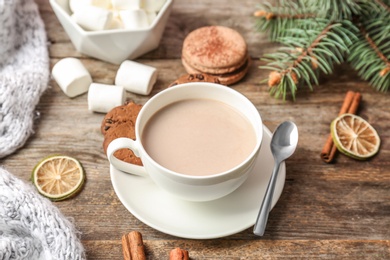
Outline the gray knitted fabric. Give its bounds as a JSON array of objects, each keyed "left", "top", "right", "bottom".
[
  {"left": 0, "top": 1, "right": 86, "bottom": 258},
  {"left": 0, "top": 0, "right": 50, "bottom": 158},
  {"left": 0, "top": 167, "right": 86, "bottom": 259}
]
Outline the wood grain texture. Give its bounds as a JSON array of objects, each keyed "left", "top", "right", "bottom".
[{"left": 0, "top": 0, "right": 389, "bottom": 259}]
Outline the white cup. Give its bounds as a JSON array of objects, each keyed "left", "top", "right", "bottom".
[{"left": 107, "top": 83, "right": 263, "bottom": 201}]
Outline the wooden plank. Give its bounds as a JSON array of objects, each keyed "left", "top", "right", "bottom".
[
  {"left": 0, "top": 0, "right": 388, "bottom": 259},
  {"left": 82, "top": 240, "right": 390, "bottom": 259}
]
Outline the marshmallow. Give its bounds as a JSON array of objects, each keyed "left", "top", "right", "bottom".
[
  {"left": 143, "top": 0, "right": 166, "bottom": 12},
  {"left": 111, "top": 0, "right": 141, "bottom": 10},
  {"left": 69, "top": 0, "right": 111, "bottom": 13},
  {"left": 119, "top": 9, "right": 149, "bottom": 29},
  {"left": 73, "top": 5, "right": 113, "bottom": 31},
  {"left": 88, "top": 83, "right": 126, "bottom": 113},
  {"left": 115, "top": 60, "right": 157, "bottom": 95},
  {"left": 108, "top": 17, "right": 124, "bottom": 29},
  {"left": 52, "top": 58, "right": 92, "bottom": 98}
]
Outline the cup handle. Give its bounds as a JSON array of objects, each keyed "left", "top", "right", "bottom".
[{"left": 107, "top": 137, "right": 147, "bottom": 176}]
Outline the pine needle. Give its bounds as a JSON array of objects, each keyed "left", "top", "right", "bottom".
[{"left": 254, "top": 0, "right": 390, "bottom": 99}]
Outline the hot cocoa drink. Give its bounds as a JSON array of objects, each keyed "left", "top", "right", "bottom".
[{"left": 141, "top": 98, "right": 256, "bottom": 176}]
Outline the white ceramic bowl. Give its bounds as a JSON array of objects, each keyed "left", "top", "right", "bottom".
[{"left": 49, "top": 0, "right": 173, "bottom": 64}]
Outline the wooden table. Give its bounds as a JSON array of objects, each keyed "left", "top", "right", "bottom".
[{"left": 1, "top": 0, "right": 389, "bottom": 259}]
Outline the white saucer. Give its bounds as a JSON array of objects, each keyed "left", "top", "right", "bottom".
[{"left": 110, "top": 125, "right": 286, "bottom": 239}]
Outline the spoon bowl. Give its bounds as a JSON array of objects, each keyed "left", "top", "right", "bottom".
[
  {"left": 271, "top": 121, "right": 299, "bottom": 160},
  {"left": 253, "top": 121, "right": 298, "bottom": 236}
]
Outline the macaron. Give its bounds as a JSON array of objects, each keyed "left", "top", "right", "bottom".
[
  {"left": 181, "top": 26, "right": 250, "bottom": 85},
  {"left": 182, "top": 55, "right": 251, "bottom": 86}
]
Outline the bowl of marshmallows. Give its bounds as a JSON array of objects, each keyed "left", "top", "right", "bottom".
[{"left": 50, "top": 0, "right": 173, "bottom": 64}]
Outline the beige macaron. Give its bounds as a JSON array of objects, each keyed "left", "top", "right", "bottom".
[
  {"left": 181, "top": 26, "right": 250, "bottom": 85},
  {"left": 182, "top": 55, "right": 251, "bottom": 86},
  {"left": 182, "top": 26, "right": 248, "bottom": 74}
]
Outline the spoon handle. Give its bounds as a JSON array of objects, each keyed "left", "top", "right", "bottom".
[{"left": 253, "top": 160, "right": 281, "bottom": 236}]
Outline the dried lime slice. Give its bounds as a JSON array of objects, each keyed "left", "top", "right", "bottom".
[
  {"left": 331, "top": 113, "right": 380, "bottom": 160},
  {"left": 32, "top": 155, "right": 85, "bottom": 201}
]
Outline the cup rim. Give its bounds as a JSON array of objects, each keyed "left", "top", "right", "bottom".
[{"left": 136, "top": 82, "right": 263, "bottom": 180}]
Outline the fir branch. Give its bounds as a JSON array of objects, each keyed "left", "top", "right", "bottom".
[
  {"left": 303, "top": 0, "right": 361, "bottom": 20},
  {"left": 374, "top": 0, "right": 390, "bottom": 13},
  {"left": 357, "top": 0, "right": 390, "bottom": 17},
  {"left": 254, "top": 0, "right": 389, "bottom": 99},
  {"left": 254, "top": 0, "right": 317, "bottom": 41},
  {"left": 361, "top": 27, "right": 390, "bottom": 67},
  {"left": 348, "top": 15, "right": 390, "bottom": 92},
  {"left": 260, "top": 19, "right": 358, "bottom": 99}
]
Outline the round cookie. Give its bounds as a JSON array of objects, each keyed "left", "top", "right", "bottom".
[
  {"left": 216, "top": 57, "right": 251, "bottom": 86},
  {"left": 101, "top": 101, "right": 143, "bottom": 166},
  {"left": 103, "top": 122, "right": 143, "bottom": 166},
  {"left": 182, "top": 26, "right": 247, "bottom": 73},
  {"left": 101, "top": 101, "right": 142, "bottom": 135},
  {"left": 168, "top": 73, "right": 221, "bottom": 87},
  {"left": 182, "top": 55, "right": 251, "bottom": 86},
  {"left": 182, "top": 52, "right": 248, "bottom": 75}
]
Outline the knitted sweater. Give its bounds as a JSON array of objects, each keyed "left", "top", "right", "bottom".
[
  {"left": 0, "top": 1, "right": 86, "bottom": 258},
  {"left": 0, "top": 168, "right": 86, "bottom": 259},
  {"left": 0, "top": 0, "right": 50, "bottom": 158}
]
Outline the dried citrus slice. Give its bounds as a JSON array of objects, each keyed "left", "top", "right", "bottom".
[
  {"left": 32, "top": 155, "right": 85, "bottom": 201},
  {"left": 331, "top": 113, "right": 380, "bottom": 160}
]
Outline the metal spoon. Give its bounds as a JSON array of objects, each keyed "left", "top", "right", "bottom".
[{"left": 253, "top": 121, "right": 298, "bottom": 236}]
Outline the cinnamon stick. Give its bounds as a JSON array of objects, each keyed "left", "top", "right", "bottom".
[
  {"left": 122, "top": 231, "right": 146, "bottom": 260},
  {"left": 348, "top": 92, "right": 361, "bottom": 114},
  {"left": 320, "top": 91, "right": 361, "bottom": 163},
  {"left": 169, "top": 248, "right": 189, "bottom": 260}
]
